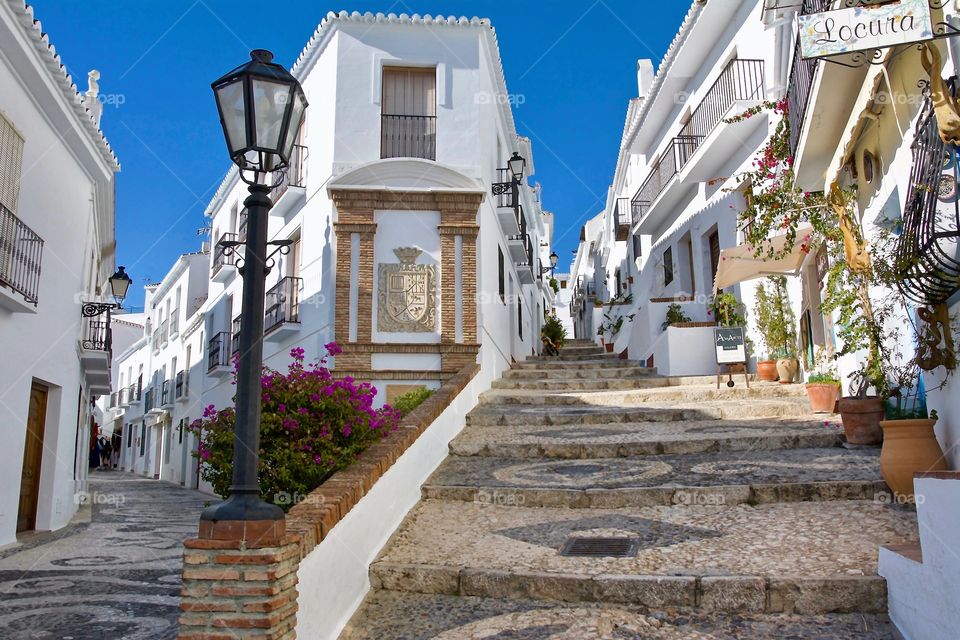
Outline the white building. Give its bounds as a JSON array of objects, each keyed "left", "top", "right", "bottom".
[
  {"left": 108, "top": 11, "right": 555, "bottom": 493},
  {"left": 572, "top": 0, "right": 789, "bottom": 374},
  {"left": 0, "top": 1, "right": 121, "bottom": 546}
]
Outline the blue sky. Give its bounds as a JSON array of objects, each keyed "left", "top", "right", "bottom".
[{"left": 33, "top": 1, "right": 690, "bottom": 308}]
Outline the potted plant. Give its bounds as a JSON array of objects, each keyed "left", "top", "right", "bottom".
[
  {"left": 549, "top": 278, "right": 560, "bottom": 294},
  {"left": 805, "top": 350, "right": 840, "bottom": 413},
  {"left": 753, "top": 277, "right": 797, "bottom": 382},
  {"left": 598, "top": 314, "right": 624, "bottom": 352},
  {"left": 541, "top": 314, "right": 567, "bottom": 356}
]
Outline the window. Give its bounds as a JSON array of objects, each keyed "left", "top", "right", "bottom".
[
  {"left": 139, "top": 423, "right": 146, "bottom": 456},
  {"left": 127, "top": 424, "right": 132, "bottom": 448},
  {"left": 518, "top": 296, "right": 523, "bottom": 340},
  {"left": 633, "top": 235, "right": 643, "bottom": 261},
  {"left": 0, "top": 114, "right": 24, "bottom": 213},
  {"left": 498, "top": 247, "right": 505, "bottom": 303},
  {"left": 560, "top": 279, "right": 567, "bottom": 289},
  {"left": 708, "top": 230, "right": 721, "bottom": 287},
  {"left": 663, "top": 247, "right": 674, "bottom": 286},
  {"left": 381, "top": 67, "right": 437, "bottom": 160}
]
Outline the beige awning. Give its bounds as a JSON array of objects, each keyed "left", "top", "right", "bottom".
[{"left": 713, "top": 227, "right": 814, "bottom": 292}]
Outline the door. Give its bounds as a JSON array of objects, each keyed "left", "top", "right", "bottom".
[{"left": 18, "top": 383, "right": 48, "bottom": 533}]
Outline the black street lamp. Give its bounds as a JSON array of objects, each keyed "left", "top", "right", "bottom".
[
  {"left": 82, "top": 266, "right": 134, "bottom": 318},
  {"left": 202, "top": 49, "right": 308, "bottom": 526},
  {"left": 491, "top": 151, "right": 527, "bottom": 234},
  {"left": 539, "top": 251, "right": 559, "bottom": 277}
]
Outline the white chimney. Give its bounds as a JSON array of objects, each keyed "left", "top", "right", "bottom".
[
  {"left": 637, "top": 59, "right": 655, "bottom": 99},
  {"left": 84, "top": 70, "right": 103, "bottom": 128}
]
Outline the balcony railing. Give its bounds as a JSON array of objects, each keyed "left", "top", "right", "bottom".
[
  {"left": 0, "top": 203, "right": 44, "bottom": 304},
  {"left": 161, "top": 379, "right": 173, "bottom": 406},
  {"left": 175, "top": 370, "right": 186, "bottom": 399},
  {"left": 615, "top": 198, "right": 631, "bottom": 241},
  {"left": 144, "top": 387, "right": 155, "bottom": 413},
  {"left": 381, "top": 114, "right": 436, "bottom": 160},
  {"left": 128, "top": 380, "right": 142, "bottom": 403},
  {"left": 208, "top": 331, "right": 231, "bottom": 372},
  {"left": 80, "top": 317, "right": 112, "bottom": 353},
  {"left": 109, "top": 391, "right": 118, "bottom": 408},
  {"left": 238, "top": 209, "right": 248, "bottom": 241},
  {"left": 271, "top": 144, "right": 308, "bottom": 203},
  {"left": 631, "top": 136, "right": 702, "bottom": 224},
  {"left": 787, "top": 0, "right": 832, "bottom": 156},
  {"left": 213, "top": 232, "right": 238, "bottom": 275},
  {"left": 231, "top": 316, "right": 242, "bottom": 357},
  {"left": 169, "top": 310, "right": 180, "bottom": 336},
  {"left": 896, "top": 88, "right": 960, "bottom": 304},
  {"left": 681, "top": 58, "right": 765, "bottom": 142},
  {"left": 265, "top": 276, "right": 302, "bottom": 334},
  {"left": 494, "top": 168, "right": 517, "bottom": 209},
  {"left": 159, "top": 319, "right": 169, "bottom": 347}
]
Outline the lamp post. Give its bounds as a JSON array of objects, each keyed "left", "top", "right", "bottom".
[
  {"left": 492, "top": 151, "right": 526, "bottom": 225},
  {"left": 201, "top": 49, "right": 308, "bottom": 527}
]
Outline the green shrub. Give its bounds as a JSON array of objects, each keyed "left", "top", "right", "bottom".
[
  {"left": 663, "top": 303, "right": 691, "bottom": 330},
  {"left": 392, "top": 387, "right": 434, "bottom": 416},
  {"left": 542, "top": 314, "right": 567, "bottom": 348}
]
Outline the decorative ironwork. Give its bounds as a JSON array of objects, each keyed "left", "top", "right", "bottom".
[
  {"left": 631, "top": 136, "right": 701, "bottom": 224},
  {"left": 270, "top": 143, "right": 308, "bottom": 203},
  {"left": 80, "top": 319, "right": 111, "bottom": 351},
  {"left": 681, "top": 59, "right": 765, "bottom": 142},
  {"left": 615, "top": 198, "right": 631, "bottom": 241},
  {"left": 896, "top": 78, "right": 960, "bottom": 304},
  {"left": 213, "top": 232, "right": 238, "bottom": 274},
  {"left": 0, "top": 203, "right": 44, "bottom": 304},
  {"left": 81, "top": 301, "right": 116, "bottom": 317}
]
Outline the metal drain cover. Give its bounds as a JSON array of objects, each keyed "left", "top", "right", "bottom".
[{"left": 559, "top": 537, "right": 639, "bottom": 558}]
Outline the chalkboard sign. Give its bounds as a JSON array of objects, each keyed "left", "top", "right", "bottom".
[{"left": 714, "top": 327, "right": 747, "bottom": 365}]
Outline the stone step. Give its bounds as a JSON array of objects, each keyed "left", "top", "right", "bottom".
[
  {"left": 478, "top": 385, "right": 809, "bottom": 407},
  {"left": 556, "top": 344, "right": 606, "bottom": 354},
  {"left": 450, "top": 418, "right": 843, "bottom": 458},
  {"left": 512, "top": 358, "right": 642, "bottom": 370},
  {"left": 503, "top": 366, "right": 658, "bottom": 380},
  {"left": 370, "top": 500, "right": 918, "bottom": 613},
  {"left": 526, "top": 352, "right": 623, "bottom": 363},
  {"left": 491, "top": 377, "right": 673, "bottom": 391},
  {"left": 465, "top": 400, "right": 813, "bottom": 427},
  {"left": 340, "top": 591, "right": 900, "bottom": 639},
  {"left": 423, "top": 447, "right": 888, "bottom": 508}
]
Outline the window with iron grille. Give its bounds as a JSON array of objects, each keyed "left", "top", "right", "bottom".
[
  {"left": 381, "top": 67, "right": 437, "bottom": 160},
  {"left": 0, "top": 114, "right": 24, "bottom": 213}
]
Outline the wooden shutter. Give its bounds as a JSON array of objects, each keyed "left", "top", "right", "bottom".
[
  {"left": 0, "top": 114, "right": 24, "bottom": 213},
  {"left": 382, "top": 67, "right": 436, "bottom": 116}
]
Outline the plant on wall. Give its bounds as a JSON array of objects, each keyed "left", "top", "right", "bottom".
[
  {"left": 661, "top": 303, "right": 692, "bottom": 331},
  {"left": 190, "top": 344, "right": 401, "bottom": 508},
  {"left": 753, "top": 276, "right": 797, "bottom": 359},
  {"left": 708, "top": 292, "right": 747, "bottom": 328}
]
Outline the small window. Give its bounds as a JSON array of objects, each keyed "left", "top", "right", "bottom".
[
  {"left": 498, "top": 247, "right": 505, "bottom": 304},
  {"left": 560, "top": 279, "right": 567, "bottom": 289},
  {"left": 633, "top": 235, "right": 643, "bottom": 260},
  {"left": 663, "top": 247, "right": 674, "bottom": 286},
  {"left": 381, "top": 67, "right": 437, "bottom": 160},
  {"left": 139, "top": 423, "right": 146, "bottom": 456},
  {"left": 518, "top": 296, "right": 523, "bottom": 340}
]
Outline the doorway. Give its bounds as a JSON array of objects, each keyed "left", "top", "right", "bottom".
[{"left": 18, "top": 382, "right": 48, "bottom": 533}]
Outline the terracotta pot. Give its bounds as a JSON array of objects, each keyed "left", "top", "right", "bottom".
[
  {"left": 757, "top": 360, "right": 778, "bottom": 382},
  {"left": 879, "top": 419, "right": 948, "bottom": 500},
  {"left": 776, "top": 357, "right": 799, "bottom": 384},
  {"left": 805, "top": 383, "right": 840, "bottom": 413},
  {"left": 605, "top": 343, "right": 614, "bottom": 353},
  {"left": 838, "top": 396, "right": 885, "bottom": 445}
]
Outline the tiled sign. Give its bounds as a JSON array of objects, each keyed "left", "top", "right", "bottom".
[{"left": 799, "top": 0, "right": 934, "bottom": 60}]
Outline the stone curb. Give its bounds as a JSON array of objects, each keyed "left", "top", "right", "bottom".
[
  {"left": 420, "top": 481, "right": 892, "bottom": 509},
  {"left": 369, "top": 563, "right": 889, "bottom": 614}
]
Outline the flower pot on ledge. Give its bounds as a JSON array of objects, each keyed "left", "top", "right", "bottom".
[
  {"left": 605, "top": 343, "right": 614, "bottom": 353},
  {"left": 757, "top": 360, "right": 778, "bottom": 382},
  {"left": 879, "top": 418, "right": 948, "bottom": 499},
  {"left": 805, "top": 383, "right": 840, "bottom": 413},
  {"left": 838, "top": 396, "right": 885, "bottom": 445}
]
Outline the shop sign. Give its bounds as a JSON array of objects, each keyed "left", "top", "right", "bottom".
[
  {"left": 714, "top": 327, "right": 747, "bottom": 365},
  {"left": 799, "top": 0, "right": 933, "bottom": 60}
]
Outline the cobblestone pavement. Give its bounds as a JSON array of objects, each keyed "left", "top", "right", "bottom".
[
  {"left": 0, "top": 472, "right": 209, "bottom": 640},
  {"left": 341, "top": 342, "right": 915, "bottom": 639}
]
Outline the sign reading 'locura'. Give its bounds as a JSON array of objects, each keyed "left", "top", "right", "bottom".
[{"left": 799, "top": 0, "right": 933, "bottom": 60}]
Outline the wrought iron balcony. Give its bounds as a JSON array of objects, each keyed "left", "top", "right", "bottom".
[
  {"left": 169, "top": 310, "right": 180, "bottom": 337},
  {"left": 271, "top": 144, "right": 308, "bottom": 203},
  {"left": 0, "top": 203, "right": 44, "bottom": 306},
  {"left": 128, "top": 380, "right": 142, "bottom": 404},
  {"left": 265, "top": 276, "right": 302, "bottom": 335},
  {"left": 631, "top": 136, "right": 702, "bottom": 224},
  {"left": 787, "top": 0, "right": 833, "bottom": 157},
  {"left": 212, "top": 232, "right": 238, "bottom": 278},
  {"left": 238, "top": 209, "right": 248, "bottom": 241},
  {"left": 681, "top": 58, "right": 765, "bottom": 142},
  {"left": 381, "top": 114, "right": 436, "bottom": 160},
  {"left": 144, "top": 387, "right": 155, "bottom": 413},
  {"left": 896, "top": 87, "right": 960, "bottom": 304},
  {"left": 615, "top": 198, "right": 631, "bottom": 242},
  {"left": 159, "top": 319, "right": 169, "bottom": 347},
  {"left": 208, "top": 331, "right": 232, "bottom": 373}
]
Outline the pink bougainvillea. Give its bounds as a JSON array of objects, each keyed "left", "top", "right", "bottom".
[{"left": 189, "top": 343, "right": 400, "bottom": 508}]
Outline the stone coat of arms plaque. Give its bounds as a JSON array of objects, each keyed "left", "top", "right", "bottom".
[{"left": 377, "top": 247, "right": 437, "bottom": 333}]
